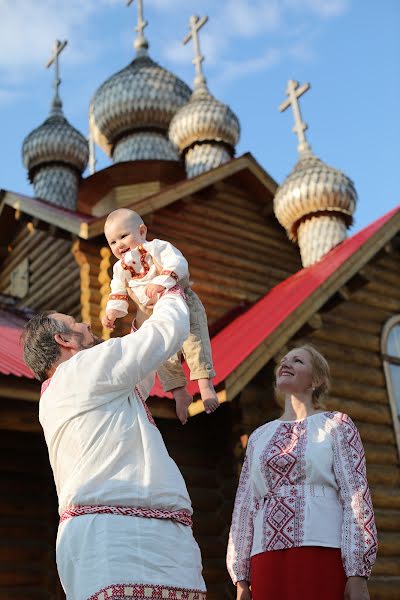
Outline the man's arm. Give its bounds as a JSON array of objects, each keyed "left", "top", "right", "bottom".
[{"left": 73, "top": 293, "right": 189, "bottom": 401}]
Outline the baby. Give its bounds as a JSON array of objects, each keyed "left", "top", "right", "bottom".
[{"left": 101, "top": 208, "right": 219, "bottom": 424}]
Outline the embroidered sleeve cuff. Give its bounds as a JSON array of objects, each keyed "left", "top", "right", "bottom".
[
  {"left": 232, "top": 569, "right": 250, "bottom": 585},
  {"left": 346, "top": 568, "right": 372, "bottom": 579},
  {"left": 106, "top": 296, "right": 129, "bottom": 316}
]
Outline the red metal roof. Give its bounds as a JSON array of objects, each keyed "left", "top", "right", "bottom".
[
  {"left": 151, "top": 205, "right": 400, "bottom": 398},
  {"left": 0, "top": 320, "right": 34, "bottom": 379}
]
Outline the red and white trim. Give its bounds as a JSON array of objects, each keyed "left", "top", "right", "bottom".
[
  {"left": 60, "top": 504, "right": 193, "bottom": 527},
  {"left": 87, "top": 582, "right": 206, "bottom": 600},
  {"left": 135, "top": 384, "right": 157, "bottom": 426},
  {"left": 161, "top": 269, "right": 179, "bottom": 282},
  {"left": 109, "top": 293, "right": 129, "bottom": 301},
  {"left": 160, "top": 284, "right": 186, "bottom": 301},
  {"left": 121, "top": 245, "right": 150, "bottom": 279}
]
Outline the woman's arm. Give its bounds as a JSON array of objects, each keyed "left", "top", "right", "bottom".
[
  {"left": 331, "top": 413, "right": 378, "bottom": 579},
  {"left": 227, "top": 438, "right": 257, "bottom": 586}
]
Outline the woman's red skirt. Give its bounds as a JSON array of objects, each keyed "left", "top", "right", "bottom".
[{"left": 250, "top": 546, "right": 347, "bottom": 600}]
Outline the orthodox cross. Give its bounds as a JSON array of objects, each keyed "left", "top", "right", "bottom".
[
  {"left": 279, "top": 80, "right": 312, "bottom": 154},
  {"left": 45, "top": 39, "right": 68, "bottom": 114},
  {"left": 183, "top": 15, "right": 209, "bottom": 89},
  {"left": 126, "top": 0, "right": 149, "bottom": 55}
]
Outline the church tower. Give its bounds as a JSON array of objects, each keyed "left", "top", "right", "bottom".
[
  {"left": 22, "top": 40, "right": 89, "bottom": 210},
  {"left": 169, "top": 15, "right": 240, "bottom": 178},
  {"left": 89, "top": 0, "right": 191, "bottom": 163},
  {"left": 274, "top": 80, "right": 357, "bottom": 267}
]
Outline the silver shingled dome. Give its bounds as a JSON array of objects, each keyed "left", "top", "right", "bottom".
[
  {"left": 274, "top": 152, "right": 357, "bottom": 241},
  {"left": 169, "top": 86, "right": 240, "bottom": 154},
  {"left": 90, "top": 55, "right": 192, "bottom": 155}
]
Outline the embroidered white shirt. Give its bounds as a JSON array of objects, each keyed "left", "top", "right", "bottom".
[
  {"left": 107, "top": 238, "right": 189, "bottom": 311},
  {"left": 226, "top": 412, "right": 377, "bottom": 583}
]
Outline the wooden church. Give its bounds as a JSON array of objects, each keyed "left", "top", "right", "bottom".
[{"left": 0, "top": 5, "right": 399, "bottom": 600}]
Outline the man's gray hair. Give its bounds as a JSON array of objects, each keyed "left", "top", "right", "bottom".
[{"left": 21, "top": 312, "right": 73, "bottom": 382}]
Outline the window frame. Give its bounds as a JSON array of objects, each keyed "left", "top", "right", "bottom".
[{"left": 381, "top": 315, "right": 400, "bottom": 458}]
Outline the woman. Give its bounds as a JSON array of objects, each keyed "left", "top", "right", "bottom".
[{"left": 226, "top": 345, "right": 377, "bottom": 600}]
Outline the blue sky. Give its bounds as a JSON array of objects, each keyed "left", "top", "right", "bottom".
[{"left": 0, "top": 0, "right": 398, "bottom": 232}]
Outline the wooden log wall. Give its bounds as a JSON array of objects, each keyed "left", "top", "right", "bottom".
[
  {"left": 0, "top": 413, "right": 62, "bottom": 600},
  {"left": 148, "top": 182, "right": 302, "bottom": 326},
  {"left": 71, "top": 240, "right": 103, "bottom": 338},
  {"left": 0, "top": 222, "right": 80, "bottom": 320},
  {"left": 156, "top": 404, "right": 238, "bottom": 600}
]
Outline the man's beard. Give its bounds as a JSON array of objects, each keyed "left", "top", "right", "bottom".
[{"left": 76, "top": 334, "right": 104, "bottom": 351}]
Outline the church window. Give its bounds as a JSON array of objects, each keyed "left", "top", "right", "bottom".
[{"left": 382, "top": 315, "right": 400, "bottom": 454}]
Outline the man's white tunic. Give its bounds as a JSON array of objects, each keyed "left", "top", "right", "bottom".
[{"left": 39, "top": 295, "right": 206, "bottom": 600}]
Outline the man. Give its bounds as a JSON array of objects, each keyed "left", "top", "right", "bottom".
[{"left": 22, "top": 292, "right": 206, "bottom": 600}]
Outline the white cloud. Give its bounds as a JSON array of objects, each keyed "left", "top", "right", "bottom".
[
  {"left": 216, "top": 48, "right": 282, "bottom": 85},
  {"left": 222, "top": 0, "right": 282, "bottom": 37},
  {"left": 0, "top": 88, "right": 23, "bottom": 105},
  {"left": 284, "top": 0, "right": 349, "bottom": 18},
  {"left": 288, "top": 41, "right": 316, "bottom": 62},
  {"left": 0, "top": 0, "right": 110, "bottom": 75}
]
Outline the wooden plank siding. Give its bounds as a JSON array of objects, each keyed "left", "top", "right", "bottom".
[{"left": 0, "top": 224, "right": 81, "bottom": 321}]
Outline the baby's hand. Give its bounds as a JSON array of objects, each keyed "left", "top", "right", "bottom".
[
  {"left": 101, "top": 310, "right": 118, "bottom": 330},
  {"left": 145, "top": 284, "right": 165, "bottom": 300}
]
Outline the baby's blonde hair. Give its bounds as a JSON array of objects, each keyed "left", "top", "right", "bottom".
[{"left": 104, "top": 208, "right": 144, "bottom": 231}]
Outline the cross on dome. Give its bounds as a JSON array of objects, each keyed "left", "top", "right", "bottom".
[
  {"left": 45, "top": 39, "right": 67, "bottom": 115},
  {"left": 183, "top": 15, "right": 209, "bottom": 90},
  {"left": 279, "top": 80, "right": 312, "bottom": 155},
  {"left": 126, "top": 0, "right": 149, "bottom": 55}
]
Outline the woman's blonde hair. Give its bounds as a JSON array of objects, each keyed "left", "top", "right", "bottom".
[
  {"left": 300, "top": 344, "right": 331, "bottom": 408},
  {"left": 275, "top": 344, "right": 331, "bottom": 408}
]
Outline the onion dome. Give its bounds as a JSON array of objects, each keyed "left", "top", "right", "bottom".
[
  {"left": 274, "top": 80, "right": 357, "bottom": 267},
  {"left": 89, "top": 6, "right": 191, "bottom": 162},
  {"left": 22, "top": 40, "right": 88, "bottom": 210},
  {"left": 23, "top": 106, "right": 89, "bottom": 175},
  {"left": 169, "top": 15, "right": 240, "bottom": 178},
  {"left": 169, "top": 87, "right": 240, "bottom": 178}
]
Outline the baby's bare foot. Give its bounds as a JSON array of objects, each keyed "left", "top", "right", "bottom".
[
  {"left": 198, "top": 379, "right": 220, "bottom": 414},
  {"left": 172, "top": 386, "right": 193, "bottom": 425}
]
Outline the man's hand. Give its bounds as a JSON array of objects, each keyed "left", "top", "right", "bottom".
[
  {"left": 344, "top": 576, "right": 370, "bottom": 600},
  {"left": 145, "top": 284, "right": 165, "bottom": 300},
  {"left": 101, "top": 310, "right": 119, "bottom": 330},
  {"left": 236, "top": 581, "right": 251, "bottom": 600}
]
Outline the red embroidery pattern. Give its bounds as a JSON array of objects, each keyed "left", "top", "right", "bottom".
[
  {"left": 161, "top": 269, "right": 179, "bottom": 282},
  {"left": 86, "top": 583, "right": 206, "bottom": 600},
  {"left": 160, "top": 284, "right": 186, "bottom": 301},
  {"left": 121, "top": 245, "right": 150, "bottom": 280},
  {"left": 328, "top": 412, "right": 378, "bottom": 577},
  {"left": 135, "top": 385, "right": 157, "bottom": 426},
  {"left": 60, "top": 504, "right": 192, "bottom": 527},
  {"left": 109, "top": 293, "right": 129, "bottom": 301},
  {"left": 260, "top": 421, "right": 307, "bottom": 550}
]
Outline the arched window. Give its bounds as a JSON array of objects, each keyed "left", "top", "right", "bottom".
[{"left": 382, "top": 316, "right": 400, "bottom": 455}]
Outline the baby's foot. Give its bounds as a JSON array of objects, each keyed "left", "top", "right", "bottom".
[
  {"left": 172, "top": 386, "right": 193, "bottom": 425},
  {"left": 198, "top": 379, "right": 220, "bottom": 414}
]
